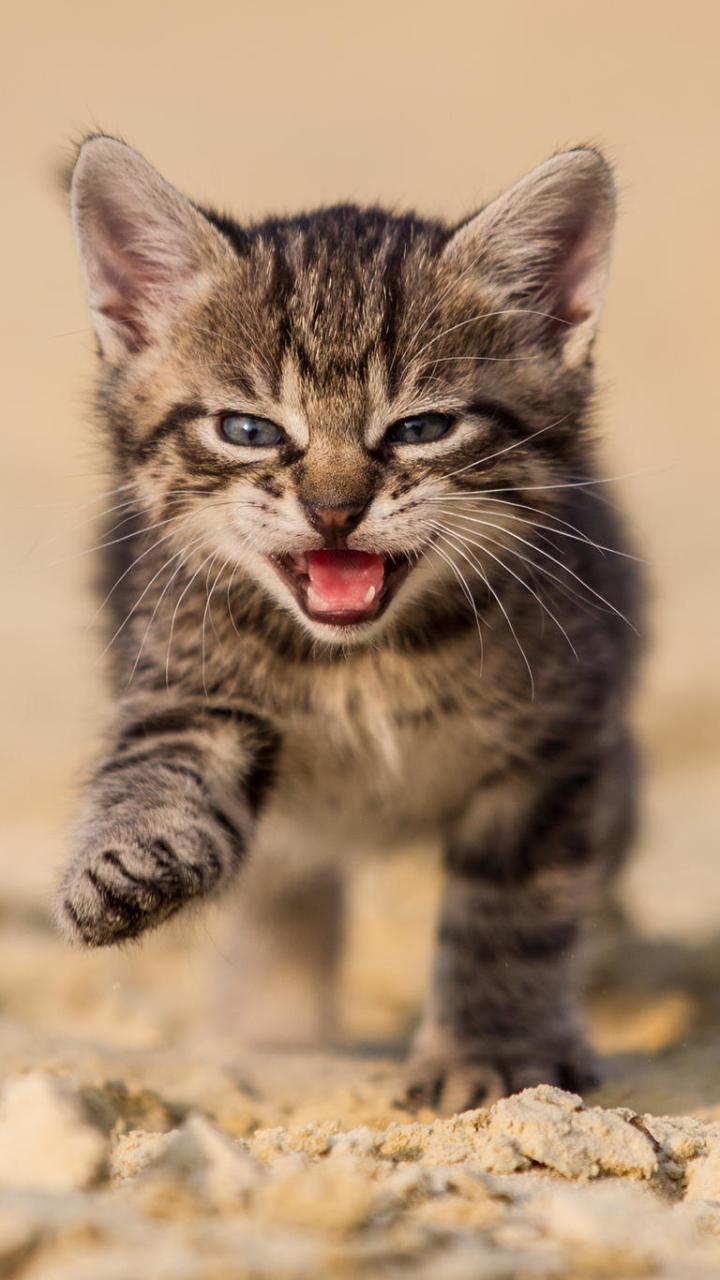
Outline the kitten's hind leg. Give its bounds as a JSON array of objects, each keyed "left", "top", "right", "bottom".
[{"left": 213, "top": 863, "right": 345, "bottom": 1048}]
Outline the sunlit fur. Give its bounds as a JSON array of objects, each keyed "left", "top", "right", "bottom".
[{"left": 58, "top": 138, "right": 643, "bottom": 1109}]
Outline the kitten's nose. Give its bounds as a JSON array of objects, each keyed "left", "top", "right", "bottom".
[{"left": 303, "top": 501, "right": 368, "bottom": 542}]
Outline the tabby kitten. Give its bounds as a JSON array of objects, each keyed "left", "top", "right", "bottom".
[{"left": 58, "top": 136, "right": 641, "bottom": 1111}]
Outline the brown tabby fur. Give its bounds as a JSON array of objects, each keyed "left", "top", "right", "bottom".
[{"left": 58, "top": 136, "right": 642, "bottom": 1110}]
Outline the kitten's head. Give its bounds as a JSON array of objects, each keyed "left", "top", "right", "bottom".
[{"left": 71, "top": 136, "right": 615, "bottom": 645}]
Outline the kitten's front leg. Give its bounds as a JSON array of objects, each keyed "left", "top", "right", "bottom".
[
  {"left": 58, "top": 703, "right": 277, "bottom": 946},
  {"left": 402, "top": 763, "right": 628, "bottom": 1113}
]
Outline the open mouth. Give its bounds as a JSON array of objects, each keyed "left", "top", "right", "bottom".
[{"left": 268, "top": 550, "right": 412, "bottom": 627}]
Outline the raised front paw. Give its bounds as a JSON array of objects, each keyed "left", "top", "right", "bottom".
[
  {"left": 400, "top": 1041, "right": 600, "bottom": 1114},
  {"left": 57, "top": 817, "right": 236, "bottom": 946}
]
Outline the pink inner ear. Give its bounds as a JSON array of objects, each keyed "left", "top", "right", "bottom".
[
  {"left": 91, "top": 242, "right": 155, "bottom": 346},
  {"left": 81, "top": 196, "right": 197, "bottom": 349},
  {"left": 537, "top": 196, "right": 610, "bottom": 337},
  {"left": 554, "top": 225, "right": 604, "bottom": 327}
]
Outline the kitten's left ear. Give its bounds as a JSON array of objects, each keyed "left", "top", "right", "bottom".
[
  {"left": 443, "top": 148, "right": 616, "bottom": 367},
  {"left": 70, "top": 135, "right": 236, "bottom": 359}
]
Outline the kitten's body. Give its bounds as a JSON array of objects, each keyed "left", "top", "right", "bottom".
[{"left": 60, "top": 138, "right": 641, "bottom": 1109}]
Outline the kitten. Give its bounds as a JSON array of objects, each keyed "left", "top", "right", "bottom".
[{"left": 58, "top": 135, "right": 642, "bottom": 1111}]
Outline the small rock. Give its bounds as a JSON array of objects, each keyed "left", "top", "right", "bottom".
[
  {"left": 685, "top": 1141, "right": 720, "bottom": 1203},
  {"left": 0, "top": 1073, "right": 107, "bottom": 1193},
  {"left": 0, "top": 1204, "right": 42, "bottom": 1271},
  {"left": 253, "top": 1152, "right": 379, "bottom": 1232},
  {"left": 109, "top": 1129, "right": 174, "bottom": 1181},
  {"left": 136, "top": 1113, "right": 260, "bottom": 1207},
  {"left": 528, "top": 1180, "right": 705, "bottom": 1268},
  {"left": 479, "top": 1086, "right": 659, "bottom": 1180}
]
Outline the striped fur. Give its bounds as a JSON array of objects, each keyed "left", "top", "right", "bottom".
[{"left": 58, "top": 137, "right": 643, "bottom": 1108}]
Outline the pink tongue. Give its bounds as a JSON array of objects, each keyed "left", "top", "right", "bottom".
[{"left": 306, "top": 550, "right": 385, "bottom": 614}]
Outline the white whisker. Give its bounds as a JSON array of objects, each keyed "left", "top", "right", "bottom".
[
  {"left": 430, "top": 525, "right": 535, "bottom": 698},
  {"left": 426, "top": 463, "right": 657, "bottom": 500},
  {"left": 441, "top": 415, "right": 572, "bottom": 481},
  {"left": 429, "top": 518, "right": 577, "bottom": 659},
  {"left": 99, "top": 521, "right": 203, "bottom": 665},
  {"left": 431, "top": 502, "right": 637, "bottom": 562},
  {"left": 46, "top": 508, "right": 195, "bottom": 567},
  {"left": 432, "top": 511, "right": 634, "bottom": 627},
  {"left": 85, "top": 517, "right": 200, "bottom": 636},
  {"left": 425, "top": 536, "right": 485, "bottom": 670},
  {"left": 447, "top": 495, "right": 642, "bottom": 560},
  {"left": 125, "top": 534, "right": 208, "bottom": 687},
  {"left": 165, "top": 548, "right": 219, "bottom": 690},
  {"left": 409, "top": 307, "right": 571, "bottom": 368},
  {"left": 225, "top": 564, "right": 243, "bottom": 641},
  {"left": 420, "top": 354, "right": 541, "bottom": 365},
  {"left": 201, "top": 553, "right": 227, "bottom": 698},
  {"left": 448, "top": 514, "right": 638, "bottom": 633}
]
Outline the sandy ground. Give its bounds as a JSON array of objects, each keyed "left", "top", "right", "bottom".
[{"left": 1, "top": 791, "right": 720, "bottom": 1277}]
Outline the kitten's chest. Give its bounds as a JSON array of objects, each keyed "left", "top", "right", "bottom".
[{"left": 254, "top": 663, "right": 497, "bottom": 855}]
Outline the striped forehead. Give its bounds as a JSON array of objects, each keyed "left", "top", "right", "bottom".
[
  {"left": 195, "top": 207, "right": 517, "bottom": 437},
  {"left": 283, "top": 263, "right": 390, "bottom": 383},
  {"left": 223, "top": 210, "right": 445, "bottom": 384},
  {"left": 277, "top": 349, "right": 390, "bottom": 447}
]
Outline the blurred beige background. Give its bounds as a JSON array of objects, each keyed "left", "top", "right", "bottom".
[
  {"left": 1, "top": 15, "right": 719, "bottom": 1275},
  {"left": 0, "top": 0, "right": 718, "bottom": 946}
]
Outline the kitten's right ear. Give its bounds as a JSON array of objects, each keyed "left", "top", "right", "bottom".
[
  {"left": 70, "top": 136, "right": 234, "bottom": 359},
  {"left": 442, "top": 149, "right": 616, "bottom": 368}
]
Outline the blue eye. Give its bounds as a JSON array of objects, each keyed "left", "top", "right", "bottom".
[
  {"left": 386, "top": 413, "right": 454, "bottom": 445},
  {"left": 219, "top": 414, "right": 283, "bottom": 447}
]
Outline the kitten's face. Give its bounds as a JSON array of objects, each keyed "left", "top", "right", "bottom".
[{"left": 72, "top": 140, "right": 614, "bottom": 644}]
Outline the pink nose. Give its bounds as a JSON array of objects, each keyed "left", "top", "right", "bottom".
[{"left": 303, "top": 502, "right": 368, "bottom": 535}]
